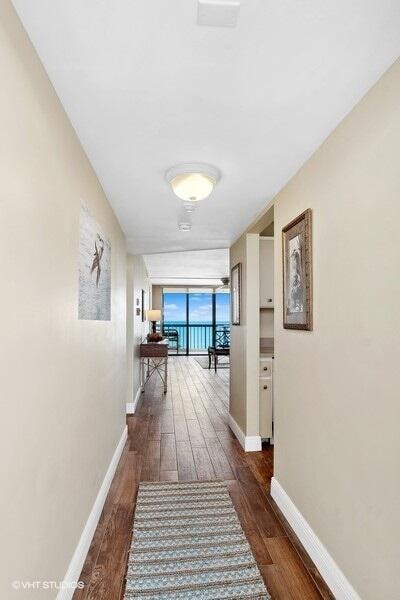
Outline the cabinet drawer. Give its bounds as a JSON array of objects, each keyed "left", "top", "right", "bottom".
[
  {"left": 259, "top": 379, "right": 272, "bottom": 439},
  {"left": 259, "top": 359, "right": 272, "bottom": 378}
]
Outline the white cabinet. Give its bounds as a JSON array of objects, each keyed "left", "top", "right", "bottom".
[
  {"left": 259, "top": 238, "right": 274, "bottom": 308},
  {"left": 259, "top": 356, "right": 273, "bottom": 440}
]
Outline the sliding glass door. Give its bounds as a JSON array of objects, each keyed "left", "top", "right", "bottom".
[
  {"left": 216, "top": 289, "right": 230, "bottom": 328},
  {"left": 188, "top": 288, "right": 213, "bottom": 353},
  {"left": 162, "top": 289, "right": 187, "bottom": 353},
  {"left": 162, "top": 287, "right": 230, "bottom": 355}
]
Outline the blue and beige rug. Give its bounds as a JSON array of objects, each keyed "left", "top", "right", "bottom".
[
  {"left": 124, "top": 480, "right": 270, "bottom": 599},
  {"left": 194, "top": 356, "right": 230, "bottom": 369}
]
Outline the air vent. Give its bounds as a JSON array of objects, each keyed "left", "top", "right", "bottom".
[
  {"left": 197, "top": 0, "right": 240, "bottom": 28},
  {"left": 178, "top": 221, "right": 192, "bottom": 232}
]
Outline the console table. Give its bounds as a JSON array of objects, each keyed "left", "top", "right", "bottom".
[{"left": 140, "top": 339, "right": 169, "bottom": 394}]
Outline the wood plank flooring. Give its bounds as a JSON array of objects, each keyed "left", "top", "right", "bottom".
[{"left": 73, "top": 356, "right": 333, "bottom": 600}]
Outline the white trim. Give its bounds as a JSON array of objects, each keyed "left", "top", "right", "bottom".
[
  {"left": 126, "top": 386, "right": 142, "bottom": 414},
  {"left": 57, "top": 426, "right": 128, "bottom": 600},
  {"left": 228, "top": 414, "right": 262, "bottom": 452},
  {"left": 271, "top": 477, "right": 361, "bottom": 600},
  {"left": 244, "top": 435, "right": 262, "bottom": 451}
]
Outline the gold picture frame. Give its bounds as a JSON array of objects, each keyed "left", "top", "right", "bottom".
[{"left": 282, "top": 209, "right": 313, "bottom": 330}]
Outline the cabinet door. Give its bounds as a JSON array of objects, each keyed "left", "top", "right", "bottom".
[
  {"left": 259, "top": 378, "right": 273, "bottom": 439},
  {"left": 260, "top": 239, "right": 274, "bottom": 307}
]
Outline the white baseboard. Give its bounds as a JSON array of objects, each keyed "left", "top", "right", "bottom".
[
  {"left": 228, "top": 413, "right": 262, "bottom": 452},
  {"left": 271, "top": 477, "right": 361, "bottom": 600},
  {"left": 126, "top": 386, "right": 142, "bottom": 414},
  {"left": 57, "top": 425, "right": 128, "bottom": 600},
  {"left": 244, "top": 436, "right": 262, "bottom": 451}
]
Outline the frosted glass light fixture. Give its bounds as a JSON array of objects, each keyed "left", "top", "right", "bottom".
[{"left": 166, "top": 163, "right": 220, "bottom": 202}]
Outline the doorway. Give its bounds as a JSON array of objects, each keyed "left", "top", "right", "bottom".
[{"left": 162, "top": 287, "right": 230, "bottom": 355}]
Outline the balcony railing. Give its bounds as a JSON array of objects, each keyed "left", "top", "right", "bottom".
[{"left": 161, "top": 323, "right": 229, "bottom": 354}]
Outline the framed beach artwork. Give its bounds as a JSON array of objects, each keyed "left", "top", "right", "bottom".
[
  {"left": 282, "top": 209, "right": 313, "bottom": 330},
  {"left": 231, "top": 263, "right": 241, "bottom": 326},
  {"left": 78, "top": 204, "right": 111, "bottom": 321}
]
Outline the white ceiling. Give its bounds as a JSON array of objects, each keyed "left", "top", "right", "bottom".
[
  {"left": 12, "top": 1, "right": 400, "bottom": 254},
  {"left": 143, "top": 248, "right": 229, "bottom": 286}
]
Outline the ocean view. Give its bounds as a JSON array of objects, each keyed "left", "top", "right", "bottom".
[{"left": 162, "top": 290, "right": 230, "bottom": 353}]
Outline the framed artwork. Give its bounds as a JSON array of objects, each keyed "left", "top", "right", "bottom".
[
  {"left": 282, "top": 208, "right": 313, "bottom": 330},
  {"left": 78, "top": 204, "right": 111, "bottom": 321},
  {"left": 231, "top": 263, "right": 241, "bottom": 325},
  {"left": 141, "top": 289, "right": 146, "bottom": 322}
]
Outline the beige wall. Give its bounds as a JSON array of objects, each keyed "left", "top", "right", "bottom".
[
  {"left": 229, "top": 235, "right": 247, "bottom": 432},
  {"left": 151, "top": 285, "right": 163, "bottom": 313},
  {"left": 127, "top": 255, "right": 150, "bottom": 408},
  {"left": 0, "top": 2, "right": 126, "bottom": 597},
  {"left": 230, "top": 233, "right": 260, "bottom": 436},
  {"left": 260, "top": 310, "right": 274, "bottom": 338},
  {"left": 273, "top": 59, "right": 400, "bottom": 599}
]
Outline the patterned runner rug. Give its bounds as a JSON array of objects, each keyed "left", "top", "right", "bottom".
[{"left": 124, "top": 480, "right": 270, "bottom": 600}]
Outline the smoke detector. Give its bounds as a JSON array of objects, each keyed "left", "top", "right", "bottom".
[
  {"left": 178, "top": 203, "right": 193, "bottom": 232},
  {"left": 183, "top": 201, "right": 197, "bottom": 213},
  {"left": 197, "top": 0, "right": 240, "bottom": 28}
]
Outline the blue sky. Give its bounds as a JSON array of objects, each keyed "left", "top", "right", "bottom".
[{"left": 163, "top": 292, "right": 230, "bottom": 323}]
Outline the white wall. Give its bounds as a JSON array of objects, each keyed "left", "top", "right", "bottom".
[
  {"left": 126, "top": 255, "right": 150, "bottom": 411},
  {"left": 0, "top": 1, "right": 127, "bottom": 597},
  {"left": 273, "top": 59, "right": 400, "bottom": 599}
]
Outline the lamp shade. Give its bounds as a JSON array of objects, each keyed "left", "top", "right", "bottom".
[{"left": 146, "top": 309, "right": 161, "bottom": 322}]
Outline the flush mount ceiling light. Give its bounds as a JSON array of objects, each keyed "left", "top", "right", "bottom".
[{"left": 166, "top": 163, "right": 221, "bottom": 202}]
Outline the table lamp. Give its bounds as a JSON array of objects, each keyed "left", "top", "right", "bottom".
[{"left": 146, "top": 309, "right": 161, "bottom": 334}]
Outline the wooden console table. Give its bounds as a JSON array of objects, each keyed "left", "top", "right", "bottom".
[{"left": 140, "top": 339, "right": 169, "bottom": 394}]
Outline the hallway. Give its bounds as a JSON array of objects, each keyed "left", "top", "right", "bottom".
[{"left": 74, "top": 358, "right": 332, "bottom": 600}]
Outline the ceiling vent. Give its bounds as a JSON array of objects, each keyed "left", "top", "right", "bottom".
[
  {"left": 197, "top": 0, "right": 240, "bottom": 28},
  {"left": 178, "top": 221, "right": 192, "bottom": 232}
]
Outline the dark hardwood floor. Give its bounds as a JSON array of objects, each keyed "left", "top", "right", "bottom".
[{"left": 73, "top": 356, "right": 333, "bottom": 600}]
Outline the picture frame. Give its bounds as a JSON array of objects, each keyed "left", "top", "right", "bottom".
[
  {"left": 282, "top": 209, "right": 313, "bottom": 330},
  {"left": 231, "top": 263, "right": 241, "bottom": 326},
  {"left": 78, "top": 204, "right": 111, "bottom": 321},
  {"left": 141, "top": 289, "right": 146, "bottom": 322}
]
